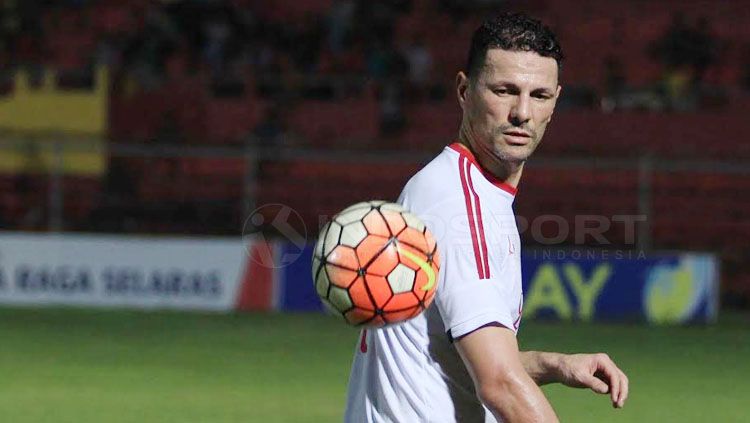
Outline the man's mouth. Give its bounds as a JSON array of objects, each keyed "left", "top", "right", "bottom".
[{"left": 502, "top": 130, "right": 532, "bottom": 145}]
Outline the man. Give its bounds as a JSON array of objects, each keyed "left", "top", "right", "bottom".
[{"left": 345, "top": 13, "right": 629, "bottom": 422}]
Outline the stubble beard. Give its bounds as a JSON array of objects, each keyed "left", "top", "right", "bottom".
[{"left": 489, "top": 126, "right": 540, "bottom": 166}]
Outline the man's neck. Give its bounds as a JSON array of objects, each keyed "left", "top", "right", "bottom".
[{"left": 457, "top": 133, "right": 525, "bottom": 189}]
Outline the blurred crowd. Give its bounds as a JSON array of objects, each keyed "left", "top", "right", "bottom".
[
  {"left": 2, "top": 0, "right": 748, "bottom": 141},
  {"left": 2, "top": 0, "right": 443, "bottom": 136},
  {"left": 601, "top": 12, "right": 725, "bottom": 112}
]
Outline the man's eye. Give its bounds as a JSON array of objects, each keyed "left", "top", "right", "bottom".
[{"left": 493, "top": 89, "right": 508, "bottom": 95}]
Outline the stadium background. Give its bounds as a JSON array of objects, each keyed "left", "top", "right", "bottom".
[{"left": 0, "top": 0, "right": 748, "bottom": 422}]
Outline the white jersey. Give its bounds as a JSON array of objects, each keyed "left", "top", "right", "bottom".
[{"left": 345, "top": 143, "right": 524, "bottom": 423}]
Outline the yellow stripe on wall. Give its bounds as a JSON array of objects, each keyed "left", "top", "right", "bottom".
[{"left": 0, "top": 138, "right": 106, "bottom": 176}]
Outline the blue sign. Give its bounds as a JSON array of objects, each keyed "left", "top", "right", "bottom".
[
  {"left": 277, "top": 244, "right": 323, "bottom": 312},
  {"left": 519, "top": 250, "right": 718, "bottom": 324},
  {"left": 280, "top": 244, "right": 718, "bottom": 324}
]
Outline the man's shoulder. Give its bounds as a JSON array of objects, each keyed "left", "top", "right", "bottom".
[
  {"left": 402, "top": 147, "right": 462, "bottom": 204},
  {"left": 399, "top": 147, "right": 467, "bottom": 243}
]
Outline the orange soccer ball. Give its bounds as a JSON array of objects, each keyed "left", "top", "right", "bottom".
[{"left": 312, "top": 201, "right": 440, "bottom": 327}]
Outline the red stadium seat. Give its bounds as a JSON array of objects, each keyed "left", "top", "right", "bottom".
[
  {"left": 63, "top": 177, "right": 102, "bottom": 221},
  {"left": 204, "top": 98, "right": 264, "bottom": 144},
  {"left": 90, "top": 3, "right": 138, "bottom": 35},
  {"left": 399, "top": 101, "right": 460, "bottom": 149},
  {"left": 248, "top": 0, "right": 333, "bottom": 20},
  {"left": 288, "top": 98, "right": 379, "bottom": 145},
  {"left": 110, "top": 90, "right": 171, "bottom": 142}
]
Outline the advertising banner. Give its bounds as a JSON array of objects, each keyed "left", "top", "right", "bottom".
[
  {"left": 0, "top": 233, "right": 254, "bottom": 311},
  {"left": 280, "top": 245, "right": 719, "bottom": 324},
  {"left": 520, "top": 250, "right": 718, "bottom": 324},
  {"left": 0, "top": 232, "right": 719, "bottom": 323}
]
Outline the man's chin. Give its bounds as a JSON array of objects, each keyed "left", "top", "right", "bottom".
[{"left": 493, "top": 146, "right": 534, "bottom": 163}]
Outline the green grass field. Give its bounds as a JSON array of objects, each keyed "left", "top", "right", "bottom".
[{"left": 1, "top": 308, "right": 748, "bottom": 422}]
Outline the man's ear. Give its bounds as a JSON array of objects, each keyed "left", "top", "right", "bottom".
[
  {"left": 547, "top": 84, "right": 563, "bottom": 123},
  {"left": 456, "top": 71, "right": 470, "bottom": 110}
]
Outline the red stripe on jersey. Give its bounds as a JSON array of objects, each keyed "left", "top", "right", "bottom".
[
  {"left": 466, "top": 160, "right": 491, "bottom": 279},
  {"left": 513, "top": 297, "right": 523, "bottom": 331},
  {"left": 448, "top": 142, "right": 518, "bottom": 196},
  {"left": 458, "top": 155, "right": 485, "bottom": 279},
  {"left": 359, "top": 329, "right": 368, "bottom": 353}
]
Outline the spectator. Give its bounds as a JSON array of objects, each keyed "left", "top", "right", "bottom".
[
  {"left": 649, "top": 12, "right": 694, "bottom": 71},
  {"left": 600, "top": 55, "right": 627, "bottom": 111},
  {"left": 249, "top": 105, "right": 293, "bottom": 183},
  {"left": 692, "top": 16, "right": 718, "bottom": 83},
  {"left": 154, "top": 110, "right": 183, "bottom": 144},
  {"left": 603, "top": 56, "right": 626, "bottom": 97},
  {"left": 251, "top": 105, "right": 294, "bottom": 149},
  {"left": 202, "top": 15, "right": 231, "bottom": 76},
  {"left": 327, "top": 0, "right": 355, "bottom": 55},
  {"left": 742, "top": 44, "right": 750, "bottom": 90},
  {"left": 122, "top": 3, "right": 179, "bottom": 89},
  {"left": 400, "top": 34, "right": 433, "bottom": 99},
  {"left": 649, "top": 12, "right": 722, "bottom": 111},
  {"left": 287, "top": 13, "right": 324, "bottom": 73},
  {"left": 379, "top": 80, "right": 406, "bottom": 135}
]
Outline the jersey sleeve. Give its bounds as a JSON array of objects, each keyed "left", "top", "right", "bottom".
[
  {"left": 399, "top": 181, "right": 517, "bottom": 340},
  {"left": 434, "top": 228, "right": 516, "bottom": 340}
]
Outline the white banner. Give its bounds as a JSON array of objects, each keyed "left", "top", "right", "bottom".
[{"left": 0, "top": 232, "right": 249, "bottom": 311}]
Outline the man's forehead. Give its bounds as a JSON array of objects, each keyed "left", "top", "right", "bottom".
[{"left": 479, "top": 49, "right": 559, "bottom": 86}]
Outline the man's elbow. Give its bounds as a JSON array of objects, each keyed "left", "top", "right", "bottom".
[{"left": 476, "top": 372, "right": 531, "bottom": 416}]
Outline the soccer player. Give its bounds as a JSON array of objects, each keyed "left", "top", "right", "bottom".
[{"left": 345, "top": 13, "right": 629, "bottom": 422}]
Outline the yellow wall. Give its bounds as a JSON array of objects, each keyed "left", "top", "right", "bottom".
[
  {"left": 0, "top": 68, "right": 108, "bottom": 176},
  {"left": 0, "top": 67, "right": 108, "bottom": 135}
]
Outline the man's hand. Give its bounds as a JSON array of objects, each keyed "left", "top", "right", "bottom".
[{"left": 556, "top": 353, "right": 629, "bottom": 409}]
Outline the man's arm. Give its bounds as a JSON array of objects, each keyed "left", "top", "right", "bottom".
[
  {"left": 519, "top": 351, "right": 563, "bottom": 385},
  {"left": 520, "top": 351, "right": 629, "bottom": 408},
  {"left": 455, "top": 325, "right": 559, "bottom": 422}
]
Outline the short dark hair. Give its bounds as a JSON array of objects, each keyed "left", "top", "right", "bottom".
[{"left": 466, "top": 12, "right": 564, "bottom": 78}]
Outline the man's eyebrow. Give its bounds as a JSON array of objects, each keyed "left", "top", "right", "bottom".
[
  {"left": 487, "top": 82, "right": 520, "bottom": 91},
  {"left": 488, "top": 81, "right": 555, "bottom": 93},
  {"left": 531, "top": 87, "right": 555, "bottom": 94},
  {"left": 488, "top": 81, "right": 518, "bottom": 87}
]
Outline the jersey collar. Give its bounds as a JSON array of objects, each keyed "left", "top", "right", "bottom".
[{"left": 448, "top": 142, "right": 518, "bottom": 196}]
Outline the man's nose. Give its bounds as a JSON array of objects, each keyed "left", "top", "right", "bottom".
[{"left": 509, "top": 95, "right": 531, "bottom": 126}]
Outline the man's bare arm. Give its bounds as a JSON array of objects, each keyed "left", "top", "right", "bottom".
[
  {"left": 455, "top": 326, "right": 559, "bottom": 422},
  {"left": 520, "top": 351, "right": 629, "bottom": 408},
  {"left": 519, "top": 351, "right": 563, "bottom": 385}
]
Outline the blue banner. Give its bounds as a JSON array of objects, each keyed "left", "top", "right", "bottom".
[
  {"left": 519, "top": 250, "right": 718, "bottom": 324},
  {"left": 279, "top": 244, "right": 718, "bottom": 324}
]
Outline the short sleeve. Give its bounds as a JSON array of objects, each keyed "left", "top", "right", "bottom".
[
  {"left": 435, "top": 242, "right": 515, "bottom": 340},
  {"left": 402, "top": 190, "right": 516, "bottom": 340}
]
